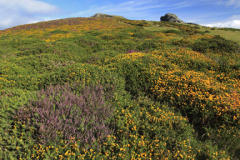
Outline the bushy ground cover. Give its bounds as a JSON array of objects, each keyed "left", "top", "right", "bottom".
[{"left": 0, "top": 16, "right": 240, "bottom": 159}]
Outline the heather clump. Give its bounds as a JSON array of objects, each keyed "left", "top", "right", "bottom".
[{"left": 12, "top": 81, "right": 117, "bottom": 152}]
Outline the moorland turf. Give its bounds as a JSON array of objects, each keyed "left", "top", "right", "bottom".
[{"left": 0, "top": 16, "right": 240, "bottom": 159}]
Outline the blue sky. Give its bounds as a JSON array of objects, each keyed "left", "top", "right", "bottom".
[{"left": 1, "top": 0, "right": 240, "bottom": 30}]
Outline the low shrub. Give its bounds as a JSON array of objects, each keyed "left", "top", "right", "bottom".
[
  {"left": 218, "top": 28, "right": 240, "bottom": 31},
  {"left": 132, "top": 30, "right": 156, "bottom": 39},
  {"left": 189, "top": 35, "right": 240, "bottom": 55},
  {"left": 49, "top": 29, "right": 70, "bottom": 35},
  {"left": 194, "top": 26, "right": 200, "bottom": 29},
  {"left": 12, "top": 81, "right": 117, "bottom": 152},
  {"left": 164, "top": 29, "right": 183, "bottom": 35},
  {"left": 136, "top": 40, "right": 158, "bottom": 52},
  {"left": 197, "top": 31, "right": 206, "bottom": 35}
]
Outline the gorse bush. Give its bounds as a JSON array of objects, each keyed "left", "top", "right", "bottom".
[
  {"left": 172, "top": 38, "right": 191, "bottom": 47},
  {"left": 12, "top": 81, "right": 117, "bottom": 152}
]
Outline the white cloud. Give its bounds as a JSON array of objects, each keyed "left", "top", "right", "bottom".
[
  {"left": 0, "top": 0, "right": 60, "bottom": 30},
  {"left": 226, "top": 0, "right": 240, "bottom": 7},
  {"left": 214, "top": 0, "right": 240, "bottom": 8},
  {"left": 203, "top": 20, "right": 240, "bottom": 29},
  {"left": 168, "top": 1, "right": 193, "bottom": 9},
  {"left": 229, "top": 14, "right": 240, "bottom": 20},
  {"left": 0, "top": 0, "right": 59, "bottom": 14},
  {"left": 201, "top": 14, "right": 240, "bottom": 29}
]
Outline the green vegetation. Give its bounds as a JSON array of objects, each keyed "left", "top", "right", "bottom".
[
  {"left": 218, "top": 28, "right": 240, "bottom": 31},
  {"left": 0, "top": 16, "right": 240, "bottom": 159}
]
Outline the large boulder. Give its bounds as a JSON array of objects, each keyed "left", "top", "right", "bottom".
[{"left": 160, "top": 13, "right": 185, "bottom": 24}]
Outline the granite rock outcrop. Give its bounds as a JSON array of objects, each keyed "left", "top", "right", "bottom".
[{"left": 160, "top": 13, "right": 185, "bottom": 24}]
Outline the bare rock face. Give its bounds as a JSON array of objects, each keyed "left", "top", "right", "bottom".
[{"left": 160, "top": 13, "right": 185, "bottom": 24}]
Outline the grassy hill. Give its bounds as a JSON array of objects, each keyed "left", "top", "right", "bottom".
[{"left": 0, "top": 15, "right": 240, "bottom": 159}]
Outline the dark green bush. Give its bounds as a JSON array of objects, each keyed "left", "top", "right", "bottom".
[
  {"left": 115, "top": 59, "right": 155, "bottom": 99},
  {"left": 114, "top": 32, "right": 131, "bottom": 40},
  {"left": 232, "top": 63, "right": 240, "bottom": 70},
  {"left": 194, "top": 26, "right": 200, "bottom": 29},
  {"left": 164, "top": 29, "right": 183, "bottom": 35},
  {"left": 190, "top": 35, "right": 240, "bottom": 55},
  {"left": 205, "top": 30, "right": 210, "bottom": 33},
  {"left": 16, "top": 43, "right": 49, "bottom": 56},
  {"left": 132, "top": 30, "right": 156, "bottom": 39},
  {"left": 81, "top": 30, "right": 104, "bottom": 36},
  {"left": 198, "top": 31, "right": 206, "bottom": 35},
  {"left": 136, "top": 40, "right": 157, "bottom": 52},
  {"left": 172, "top": 38, "right": 191, "bottom": 47},
  {"left": 136, "top": 21, "right": 152, "bottom": 27},
  {"left": 118, "top": 28, "right": 139, "bottom": 33},
  {"left": 218, "top": 28, "right": 240, "bottom": 31},
  {"left": 50, "top": 29, "right": 69, "bottom": 34},
  {"left": 59, "top": 35, "right": 103, "bottom": 47},
  {"left": 64, "top": 35, "right": 104, "bottom": 53},
  {"left": 7, "top": 38, "right": 45, "bottom": 48}
]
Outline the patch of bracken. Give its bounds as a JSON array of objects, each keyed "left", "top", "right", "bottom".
[{"left": 12, "top": 81, "right": 116, "bottom": 152}]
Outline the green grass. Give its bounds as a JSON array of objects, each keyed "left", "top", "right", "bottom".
[{"left": 0, "top": 16, "right": 240, "bottom": 159}]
